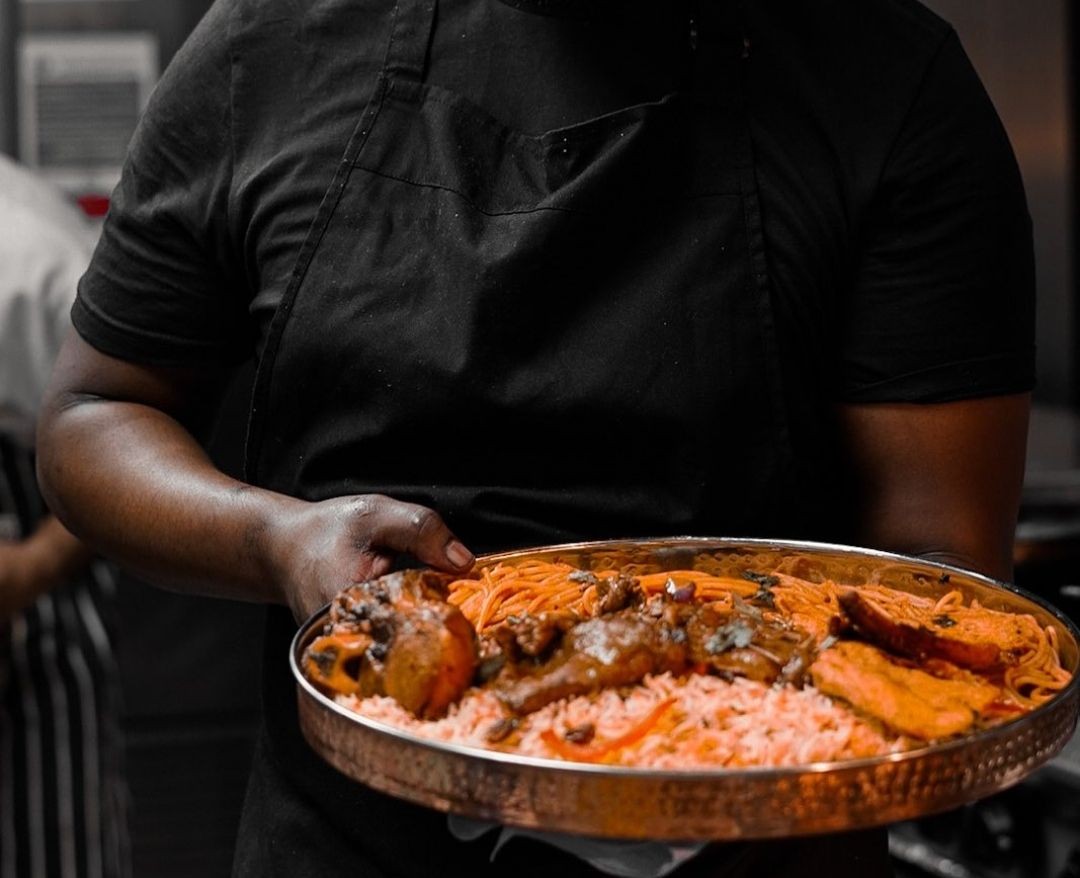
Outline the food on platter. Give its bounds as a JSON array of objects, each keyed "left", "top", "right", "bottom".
[
  {"left": 810, "top": 641, "right": 1004, "bottom": 740},
  {"left": 302, "top": 570, "right": 477, "bottom": 719},
  {"left": 300, "top": 558, "right": 1072, "bottom": 768}
]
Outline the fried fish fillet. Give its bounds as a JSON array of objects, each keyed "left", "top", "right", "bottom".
[{"left": 810, "top": 641, "right": 1002, "bottom": 740}]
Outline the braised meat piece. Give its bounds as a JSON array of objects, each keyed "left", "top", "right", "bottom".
[
  {"left": 329, "top": 569, "right": 452, "bottom": 627},
  {"left": 494, "top": 611, "right": 581, "bottom": 659},
  {"left": 304, "top": 570, "right": 478, "bottom": 719},
  {"left": 653, "top": 595, "right": 817, "bottom": 686},
  {"left": 494, "top": 613, "right": 690, "bottom": 714},
  {"left": 810, "top": 641, "right": 1002, "bottom": 740},
  {"left": 839, "top": 590, "right": 1007, "bottom": 672},
  {"left": 693, "top": 623, "right": 816, "bottom": 685},
  {"left": 492, "top": 592, "right": 819, "bottom": 714},
  {"left": 595, "top": 574, "right": 644, "bottom": 615}
]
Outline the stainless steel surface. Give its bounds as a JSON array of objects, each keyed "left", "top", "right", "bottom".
[{"left": 291, "top": 538, "right": 1080, "bottom": 841}]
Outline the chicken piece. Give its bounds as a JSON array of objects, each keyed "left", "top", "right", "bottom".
[
  {"left": 495, "top": 613, "right": 690, "bottom": 715},
  {"left": 309, "top": 570, "right": 478, "bottom": 719},
  {"left": 810, "top": 641, "right": 1002, "bottom": 740},
  {"left": 839, "top": 590, "right": 1008, "bottom": 672}
]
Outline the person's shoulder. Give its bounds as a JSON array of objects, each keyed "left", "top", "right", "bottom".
[
  {"left": 828, "top": 0, "right": 951, "bottom": 43},
  {"left": 171, "top": 0, "right": 381, "bottom": 58},
  {"left": 231, "top": 0, "right": 391, "bottom": 36},
  {"left": 223, "top": 0, "right": 392, "bottom": 96},
  {"left": 749, "top": 0, "right": 961, "bottom": 178},
  {"left": 752, "top": 0, "right": 953, "bottom": 80},
  {"left": 843, "top": 0, "right": 954, "bottom": 65},
  {"left": 755, "top": 0, "right": 951, "bottom": 44}
]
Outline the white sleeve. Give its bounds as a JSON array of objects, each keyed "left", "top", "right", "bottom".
[{"left": 0, "top": 206, "right": 94, "bottom": 443}]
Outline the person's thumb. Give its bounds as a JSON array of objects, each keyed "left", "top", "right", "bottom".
[{"left": 357, "top": 495, "right": 474, "bottom": 574}]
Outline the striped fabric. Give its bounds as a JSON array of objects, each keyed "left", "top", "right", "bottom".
[{"left": 0, "top": 436, "right": 130, "bottom": 878}]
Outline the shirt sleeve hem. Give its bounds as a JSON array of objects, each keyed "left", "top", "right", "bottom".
[
  {"left": 839, "top": 352, "right": 1036, "bottom": 404},
  {"left": 71, "top": 294, "right": 240, "bottom": 367}
]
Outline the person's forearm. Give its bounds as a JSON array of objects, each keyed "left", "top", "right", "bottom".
[
  {"left": 37, "top": 393, "right": 299, "bottom": 605},
  {"left": 37, "top": 334, "right": 471, "bottom": 621}
]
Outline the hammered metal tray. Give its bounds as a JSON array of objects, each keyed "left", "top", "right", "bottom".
[{"left": 290, "top": 538, "right": 1080, "bottom": 841}]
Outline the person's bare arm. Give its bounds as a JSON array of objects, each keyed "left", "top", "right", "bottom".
[
  {"left": 837, "top": 393, "right": 1030, "bottom": 582},
  {"left": 36, "top": 332, "right": 474, "bottom": 621},
  {"left": 0, "top": 515, "right": 93, "bottom": 621}
]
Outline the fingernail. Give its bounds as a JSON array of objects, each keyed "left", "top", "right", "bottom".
[{"left": 445, "top": 540, "right": 474, "bottom": 569}]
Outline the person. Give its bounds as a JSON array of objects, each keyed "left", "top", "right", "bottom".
[
  {"left": 0, "top": 154, "right": 130, "bottom": 878},
  {"left": 36, "top": 0, "right": 1034, "bottom": 875}
]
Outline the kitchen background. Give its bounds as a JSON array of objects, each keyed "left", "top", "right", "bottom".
[{"left": 0, "top": 1, "right": 1077, "bottom": 876}]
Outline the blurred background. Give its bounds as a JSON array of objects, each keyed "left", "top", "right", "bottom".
[
  {"left": 1, "top": 4, "right": 260, "bottom": 877},
  {"left": 0, "top": 1, "right": 1077, "bottom": 876}
]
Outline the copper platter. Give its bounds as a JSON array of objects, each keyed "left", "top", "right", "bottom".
[{"left": 290, "top": 538, "right": 1080, "bottom": 841}]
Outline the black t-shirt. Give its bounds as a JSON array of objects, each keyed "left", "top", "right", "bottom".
[
  {"left": 74, "top": 0, "right": 1035, "bottom": 556},
  {"left": 75, "top": 0, "right": 1034, "bottom": 405},
  {"left": 74, "top": 0, "right": 1036, "bottom": 563},
  {"left": 71, "top": 0, "right": 1035, "bottom": 875}
]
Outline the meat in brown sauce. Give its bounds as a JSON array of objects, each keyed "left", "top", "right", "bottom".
[
  {"left": 304, "top": 570, "right": 478, "bottom": 719},
  {"left": 494, "top": 611, "right": 581, "bottom": 659},
  {"left": 309, "top": 568, "right": 820, "bottom": 721},
  {"left": 595, "top": 573, "right": 643, "bottom": 614},
  {"left": 493, "top": 611, "right": 689, "bottom": 714},
  {"left": 488, "top": 587, "right": 818, "bottom": 715}
]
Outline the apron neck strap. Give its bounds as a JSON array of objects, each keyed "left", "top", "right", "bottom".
[{"left": 383, "top": 0, "right": 438, "bottom": 83}]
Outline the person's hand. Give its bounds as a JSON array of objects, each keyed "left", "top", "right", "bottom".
[
  {"left": 265, "top": 494, "right": 475, "bottom": 622},
  {"left": 0, "top": 539, "right": 50, "bottom": 621},
  {"left": 0, "top": 517, "right": 92, "bottom": 621}
]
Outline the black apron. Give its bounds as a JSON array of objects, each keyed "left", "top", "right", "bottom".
[{"left": 235, "top": 1, "right": 887, "bottom": 874}]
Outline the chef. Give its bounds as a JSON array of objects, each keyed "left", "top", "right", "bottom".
[{"left": 37, "top": 0, "right": 1033, "bottom": 875}]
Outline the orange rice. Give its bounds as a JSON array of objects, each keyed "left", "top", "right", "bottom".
[{"left": 337, "top": 674, "right": 907, "bottom": 768}]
